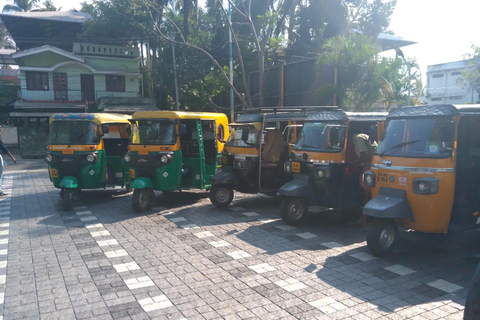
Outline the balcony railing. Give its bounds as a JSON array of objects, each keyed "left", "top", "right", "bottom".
[
  {"left": 73, "top": 43, "right": 139, "bottom": 59},
  {"left": 18, "top": 88, "right": 140, "bottom": 103}
]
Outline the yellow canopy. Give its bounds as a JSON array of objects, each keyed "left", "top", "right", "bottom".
[
  {"left": 49, "top": 113, "right": 131, "bottom": 125},
  {"left": 132, "top": 111, "right": 227, "bottom": 121}
]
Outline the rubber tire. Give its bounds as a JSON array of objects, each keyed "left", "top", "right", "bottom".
[
  {"left": 367, "top": 219, "right": 398, "bottom": 257},
  {"left": 210, "top": 184, "right": 234, "bottom": 208},
  {"left": 280, "top": 197, "right": 307, "bottom": 226},
  {"left": 132, "top": 189, "right": 151, "bottom": 213},
  {"left": 464, "top": 261, "right": 480, "bottom": 319},
  {"left": 62, "top": 188, "right": 73, "bottom": 211}
]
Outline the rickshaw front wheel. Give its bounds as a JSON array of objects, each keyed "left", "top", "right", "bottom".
[
  {"left": 280, "top": 197, "right": 307, "bottom": 226},
  {"left": 367, "top": 219, "right": 398, "bottom": 257},
  {"left": 210, "top": 184, "right": 234, "bottom": 208},
  {"left": 62, "top": 189, "right": 73, "bottom": 211},
  {"left": 132, "top": 189, "right": 151, "bottom": 213}
]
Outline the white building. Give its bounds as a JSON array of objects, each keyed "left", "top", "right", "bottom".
[{"left": 425, "top": 60, "right": 477, "bottom": 105}]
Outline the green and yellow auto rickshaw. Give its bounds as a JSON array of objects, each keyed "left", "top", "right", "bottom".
[
  {"left": 45, "top": 113, "right": 132, "bottom": 211},
  {"left": 125, "top": 111, "right": 229, "bottom": 212}
]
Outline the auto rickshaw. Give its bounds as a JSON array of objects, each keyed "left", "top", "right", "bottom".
[
  {"left": 278, "top": 108, "right": 387, "bottom": 225},
  {"left": 362, "top": 104, "right": 480, "bottom": 256},
  {"left": 125, "top": 111, "right": 229, "bottom": 212},
  {"left": 45, "top": 113, "right": 132, "bottom": 211},
  {"left": 209, "top": 111, "right": 307, "bottom": 207}
]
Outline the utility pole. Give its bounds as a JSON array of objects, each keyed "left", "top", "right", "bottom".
[
  {"left": 172, "top": 43, "right": 180, "bottom": 111},
  {"left": 228, "top": 1, "right": 234, "bottom": 120}
]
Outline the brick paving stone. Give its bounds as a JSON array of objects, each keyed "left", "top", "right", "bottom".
[{"left": 0, "top": 167, "right": 475, "bottom": 320}]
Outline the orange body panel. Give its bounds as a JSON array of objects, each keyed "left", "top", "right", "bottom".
[{"left": 370, "top": 155, "right": 456, "bottom": 233}]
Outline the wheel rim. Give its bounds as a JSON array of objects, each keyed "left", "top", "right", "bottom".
[
  {"left": 215, "top": 188, "right": 230, "bottom": 203},
  {"left": 288, "top": 201, "right": 304, "bottom": 220},
  {"left": 379, "top": 224, "right": 395, "bottom": 249}
]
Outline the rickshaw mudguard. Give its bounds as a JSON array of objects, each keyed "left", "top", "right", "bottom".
[
  {"left": 277, "top": 174, "right": 314, "bottom": 199},
  {"left": 211, "top": 166, "right": 238, "bottom": 187},
  {"left": 59, "top": 176, "right": 79, "bottom": 189},
  {"left": 363, "top": 187, "right": 414, "bottom": 221},
  {"left": 131, "top": 177, "right": 153, "bottom": 190}
]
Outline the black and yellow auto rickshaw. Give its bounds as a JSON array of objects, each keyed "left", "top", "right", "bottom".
[
  {"left": 125, "top": 111, "right": 229, "bottom": 212},
  {"left": 278, "top": 109, "right": 387, "bottom": 225},
  {"left": 45, "top": 113, "right": 132, "bottom": 210},
  {"left": 209, "top": 111, "right": 307, "bottom": 207},
  {"left": 362, "top": 104, "right": 480, "bottom": 256}
]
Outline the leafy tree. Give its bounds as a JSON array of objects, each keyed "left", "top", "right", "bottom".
[
  {"left": 2, "top": 0, "right": 38, "bottom": 12},
  {"left": 458, "top": 44, "right": 480, "bottom": 103}
]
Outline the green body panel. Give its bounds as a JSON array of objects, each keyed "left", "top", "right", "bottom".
[
  {"left": 59, "top": 176, "right": 79, "bottom": 189},
  {"left": 48, "top": 149, "right": 129, "bottom": 190},
  {"left": 106, "top": 156, "right": 130, "bottom": 185},
  {"left": 131, "top": 177, "right": 153, "bottom": 189}
]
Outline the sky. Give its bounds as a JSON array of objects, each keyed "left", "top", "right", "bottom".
[{"left": 0, "top": 0, "right": 479, "bottom": 83}]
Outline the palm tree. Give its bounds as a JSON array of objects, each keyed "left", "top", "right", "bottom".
[
  {"left": 34, "top": 0, "right": 61, "bottom": 11},
  {"left": 2, "top": 0, "right": 39, "bottom": 12}
]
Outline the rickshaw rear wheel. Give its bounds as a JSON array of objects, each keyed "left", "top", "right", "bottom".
[
  {"left": 367, "top": 219, "right": 398, "bottom": 256},
  {"left": 132, "top": 189, "right": 151, "bottom": 213},
  {"left": 62, "top": 189, "right": 73, "bottom": 211},
  {"left": 210, "top": 184, "right": 234, "bottom": 208},
  {"left": 280, "top": 197, "right": 307, "bottom": 225}
]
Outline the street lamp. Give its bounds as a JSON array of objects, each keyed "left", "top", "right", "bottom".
[{"left": 395, "top": 47, "right": 411, "bottom": 106}]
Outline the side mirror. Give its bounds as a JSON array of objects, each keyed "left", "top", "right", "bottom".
[
  {"left": 102, "top": 124, "right": 109, "bottom": 135},
  {"left": 179, "top": 123, "right": 187, "bottom": 135}
]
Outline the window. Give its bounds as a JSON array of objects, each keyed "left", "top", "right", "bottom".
[
  {"left": 450, "top": 96, "right": 463, "bottom": 100},
  {"left": 26, "top": 71, "right": 49, "bottom": 91},
  {"left": 432, "top": 74, "right": 444, "bottom": 78},
  {"left": 106, "top": 75, "right": 125, "bottom": 92},
  {"left": 452, "top": 71, "right": 462, "bottom": 76},
  {"left": 431, "top": 97, "right": 442, "bottom": 101}
]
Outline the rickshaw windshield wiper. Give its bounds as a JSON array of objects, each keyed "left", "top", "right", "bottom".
[{"left": 378, "top": 139, "right": 421, "bottom": 157}]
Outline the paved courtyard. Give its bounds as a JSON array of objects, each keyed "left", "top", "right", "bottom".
[{"left": 0, "top": 164, "right": 476, "bottom": 319}]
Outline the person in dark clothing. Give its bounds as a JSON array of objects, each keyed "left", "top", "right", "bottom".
[{"left": 0, "top": 129, "right": 16, "bottom": 196}]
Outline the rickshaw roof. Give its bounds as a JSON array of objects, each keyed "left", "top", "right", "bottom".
[
  {"left": 234, "top": 112, "right": 308, "bottom": 124},
  {"left": 49, "top": 113, "right": 131, "bottom": 125},
  {"left": 345, "top": 112, "right": 388, "bottom": 121},
  {"left": 387, "top": 104, "right": 480, "bottom": 119},
  {"left": 132, "top": 111, "right": 227, "bottom": 120}
]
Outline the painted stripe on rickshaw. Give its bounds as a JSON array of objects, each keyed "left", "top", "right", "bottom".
[{"left": 371, "top": 164, "right": 455, "bottom": 173}]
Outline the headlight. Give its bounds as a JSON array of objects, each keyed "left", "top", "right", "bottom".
[
  {"left": 124, "top": 154, "right": 131, "bottom": 163},
  {"left": 284, "top": 161, "right": 292, "bottom": 173},
  {"left": 44, "top": 154, "right": 53, "bottom": 163},
  {"left": 160, "top": 155, "right": 169, "bottom": 163},
  {"left": 418, "top": 182, "right": 428, "bottom": 192},
  {"left": 86, "top": 154, "right": 95, "bottom": 163},
  {"left": 363, "top": 170, "right": 376, "bottom": 187},
  {"left": 317, "top": 170, "right": 324, "bottom": 178},
  {"left": 413, "top": 178, "right": 439, "bottom": 194}
]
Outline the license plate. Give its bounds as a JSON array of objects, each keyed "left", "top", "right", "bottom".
[
  {"left": 292, "top": 162, "right": 301, "bottom": 173},
  {"left": 377, "top": 171, "right": 389, "bottom": 183},
  {"left": 62, "top": 149, "right": 74, "bottom": 155},
  {"left": 138, "top": 149, "right": 148, "bottom": 155},
  {"left": 50, "top": 168, "right": 58, "bottom": 178}
]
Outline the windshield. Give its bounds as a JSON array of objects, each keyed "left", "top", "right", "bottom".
[
  {"left": 376, "top": 117, "right": 455, "bottom": 158},
  {"left": 294, "top": 121, "right": 346, "bottom": 153},
  {"left": 50, "top": 121, "right": 100, "bottom": 145},
  {"left": 130, "top": 119, "right": 176, "bottom": 145},
  {"left": 226, "top": 124, "right": 260, "bottom": 147}
]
